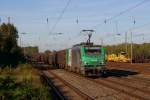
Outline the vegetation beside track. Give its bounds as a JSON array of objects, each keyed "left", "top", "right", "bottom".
[
  {"left": 0, "top": 23, "right": 26, "bottom": 67},
  {"left": 0, "top": 64, "right": 50, "bottom": 100}
]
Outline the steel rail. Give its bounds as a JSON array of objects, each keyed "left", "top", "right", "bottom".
[
  {"left": 48, "top": 70, "right": 95, "bottom": 100},
  {"left": 40, "top": 72, "right": 66, "bottom": 100},
  {"left": 62, "top": 70, "right": 149, "bottom": 100}
]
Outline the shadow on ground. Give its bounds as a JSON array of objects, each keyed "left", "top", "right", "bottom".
[
  {"left": 88, "top": 69, "right": 139, "bottom": 79},
  {"left": 105, "top": 69, "right": 139, "bottom": 77}
]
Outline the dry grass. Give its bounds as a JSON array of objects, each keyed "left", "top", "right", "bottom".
[
  {"left": 0, "top": 64, "right": 50, "bottom": 100},
  {"left": 0, "top": 64, "right": 42, "bottom": 87},
  {"left": 14, "top": 64, "right": 42, "bottom": 87}
]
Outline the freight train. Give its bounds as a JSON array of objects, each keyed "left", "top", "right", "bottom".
[{"left": 32, "top": 42, "right": 107, "bottom": 76}]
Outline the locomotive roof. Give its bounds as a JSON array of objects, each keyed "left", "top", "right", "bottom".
[{"left": 73, "top": 42, "right": 101, "bottom": 47}]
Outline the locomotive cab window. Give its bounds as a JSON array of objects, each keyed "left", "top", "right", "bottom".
[{"left": 85, "top": 47, "right": 100, "bottom": 55}]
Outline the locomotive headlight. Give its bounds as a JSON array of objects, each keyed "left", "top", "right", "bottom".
[{"left": 101, "top": 61, "right": 104, "bottom": 64}]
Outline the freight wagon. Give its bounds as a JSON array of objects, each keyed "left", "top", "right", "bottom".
[{"left": 48, "top": 52, "right": 57, "bottom": 66}]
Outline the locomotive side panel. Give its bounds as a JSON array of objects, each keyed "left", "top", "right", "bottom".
[
  {"left": 66, "top": 49, "right": 72, "bottom": 70},
  {"left": 71, "top": 47, "right": 81, "bottom": 73}
]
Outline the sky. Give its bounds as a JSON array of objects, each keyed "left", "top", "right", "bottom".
[{"left": 0, "top": 0, "right": 150, "bottom": 52}]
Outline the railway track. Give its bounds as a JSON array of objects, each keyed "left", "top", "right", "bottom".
[
  {"left": 115, "top": 76, "right": 150, "bottom": 87},
  {"left": 38, "top": 63, "right": 150, "bottom": 99},
  {"left": 40, "top": 72, "right": 66, "bottom": 100},
  {"left": 60, "top": 69, "right": 150, "bottom": 100},
  {"left": 43, "top": 70, "right": 95, "bottom": 100},
  {"left": 129, "top": 75, "right": 150, "bottom": 84},
  {"left": 103, "top": 77, "right": 150, "bottom": 94},
  {"left": 93, "top": 78, "right": 150, "bottom": 100}
]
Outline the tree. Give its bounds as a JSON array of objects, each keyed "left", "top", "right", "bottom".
[
  {"left": 0, "top": 23, "right": 18, "bottom": 53},
  {"left": 0, "top": 23, "right": 21, "bottom": 67}
]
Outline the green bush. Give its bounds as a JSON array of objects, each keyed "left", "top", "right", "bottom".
[
  {"left": 0, "top": 74, "right": 50, "bottom": 100},
  {"left": 0, "top": 64, "right": 51, "bottom": 100}
]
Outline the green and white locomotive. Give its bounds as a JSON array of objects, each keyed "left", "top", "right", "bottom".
[{"left": 65, "top": 42, "right": 106, "bottom": 76}]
